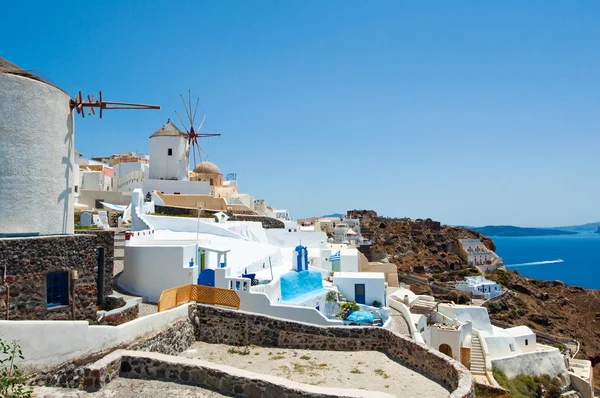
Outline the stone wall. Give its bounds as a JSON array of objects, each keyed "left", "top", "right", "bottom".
[
  {"left": 0, "top": 232, "right": 114, "bottom": 322},
  {"left": 474, "top": 383, "right": 511, "bottom": 398},
  {"left": 127, "top": 318, "right": 195, "bottom": 356},
  {"left": 189, "top": 304, "right": 474, "bottom": 398},
  {"left": 82, "top": 350, "right": 394, "bottom": 397},
  {"left": 75, "top": 230, "right": 115, "bottom": 300},
  {"left": 99, "top": 298, "right": 139, "bottom": 326},
  {"left": 227, "top": 214, "right": 285, "bottom": 229},
  {"left": 154, "top": 204, "right": 196, "bottom": 216},
  {"left": 31, "top": 315, "right": 195, "bottom": 387}
]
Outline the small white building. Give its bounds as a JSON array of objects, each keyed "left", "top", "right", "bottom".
[
  {"left": 455, "top": 276, "right": 503, "bottom": 299},
  {"left": 333, "top": 272, "right": 386, "bottom": 306},
  {"left": 458, "top": 239, "right": 502, "bottom": 271}
]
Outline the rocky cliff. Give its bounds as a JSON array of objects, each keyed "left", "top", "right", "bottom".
[
  {"left": 347, "top": 209, "right": 494, "bottom": 274},
  {"left": 348, "top": 210, "right": 600, "bottom": 386}
]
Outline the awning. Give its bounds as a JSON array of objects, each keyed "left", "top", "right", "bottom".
[{"left": 100, "top": 202, "right": 128, "bottom": 212}]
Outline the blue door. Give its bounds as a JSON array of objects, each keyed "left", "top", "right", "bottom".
[
  {"left": 198, "top": 269, "right": 215, "bottom": 287},
  {"left": 355, "top": 284, "right": 365, "bottom": 304}
]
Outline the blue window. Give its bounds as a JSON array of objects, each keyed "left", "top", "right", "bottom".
[{"left": 46, "top": 272, "right": 69, "bottom": 308}]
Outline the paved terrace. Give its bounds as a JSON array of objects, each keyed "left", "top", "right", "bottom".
[{"left": 181, "top": 342, "right": 450, "bottom": 397}]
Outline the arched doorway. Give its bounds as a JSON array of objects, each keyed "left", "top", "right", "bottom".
[{"left": 439, "top": 344, "right": 453, "bottom": 358}]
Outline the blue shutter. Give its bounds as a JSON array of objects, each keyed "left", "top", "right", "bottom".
[{"left": 46, "top": 272, "right": 68, "bottom": 308}]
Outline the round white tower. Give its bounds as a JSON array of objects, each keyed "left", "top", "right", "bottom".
[
  {"left": 148, "top": 120, "right": 189, "bottom": 181},
  {"left": 0, "top": 58, "right": 75, "bottom": 236}
]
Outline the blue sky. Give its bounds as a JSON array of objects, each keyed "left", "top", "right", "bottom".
[{"left": 2, "top": 1, "right": 599, "bottom": 227}]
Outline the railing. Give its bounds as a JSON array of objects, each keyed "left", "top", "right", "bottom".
[{"left": 157, "top": 284, "right": 241, "bottom": 312}]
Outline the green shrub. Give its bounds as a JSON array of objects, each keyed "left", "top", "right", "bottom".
[
  {"left": 325, "top": 291, "right": 337, "bottom": 303},
  {"left": 372, "top": 300, "right": 381, "bottom": 308},
  {"left": 0, "top": 338, "right": 33, "bottom": 398},
  {"left": 492, "top": 368, "right": 561, "bottom": 398},
  {"left": 338, "top": 301, "right": 361, "bottom": 320},
  {"left": 488, "top": 269, "right": 510, "bottom": 286}
]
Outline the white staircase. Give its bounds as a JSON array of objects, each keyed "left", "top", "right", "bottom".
[{"left": 470, "top": 336, "right": 486, "bottom": 375}]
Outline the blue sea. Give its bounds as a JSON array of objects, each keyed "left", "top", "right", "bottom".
[{"left": 492, "top": 235, "right": 600, "bottom": 290}]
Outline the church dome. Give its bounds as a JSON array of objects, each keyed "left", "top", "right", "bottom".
[{"left": 193, "top": 161, "right": 220, "bottom": 175}]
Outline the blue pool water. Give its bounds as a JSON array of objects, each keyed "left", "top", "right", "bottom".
[
  {"left": 492, "top": 234, "right": 600, "bottom": 290},
  {"left": 280, "top": 270, "right": 324, "bottom": 301}
]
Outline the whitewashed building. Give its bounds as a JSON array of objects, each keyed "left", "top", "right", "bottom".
[
  {"left": 458, "top": 239, "right": 502, "bottom": 271},
  {"left": 455, "top": 276, "right": 503, "bottom": 299}
]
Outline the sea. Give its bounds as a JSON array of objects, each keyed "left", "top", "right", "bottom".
[{"left": 492, "top": 234, "right": 600, "bottom": 290}]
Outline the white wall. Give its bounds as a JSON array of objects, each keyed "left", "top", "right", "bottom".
[
  {"left": 491, "top": 348, "right": 566, "bottom": 379},
  {"left": 235, "top": 289, "right": 343, "bottom": 326},
  {"left": 81, "top": 170, "right": 104, "bottom": 190},
  {"left": 0, "top": 73, "right": 74, "bottom": 235},
  {"left": 340, "top": 249, "right": 359, "bottom": 272},
  {"left": 0, "top": 304, "right": 191, "bottom": 372},
  {"left": 436, "top": 305, "right": 493, "bottom": 333},
  {"left": 332, "top": 275, "right": 385, "bottom": 306},
  {"left": 141, "top": 215, "right": 247, "bottom": 241},
  {"left": 149, "top": 135, "right": 188, "bottom": 180},
  {"left": 120, "top": 244, "right": 198, "bottom": 302},
  {"left": 428, "top": 327, "right": 463, "bottom": 362},
  {"left": 265, "top": 229, "right": 328, "bottom": 248},
  {"left": 143, "top": 179, "right": 210, "bottom": 195},
  {"left": 78, "top": 189, "right": 131, "bottom": 209}
]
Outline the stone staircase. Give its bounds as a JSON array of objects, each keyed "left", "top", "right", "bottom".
[
  {"left": 410, "top": 299, "right": 437, "bottom": 315},
  {"left": 470, "top": 336, "right": 486, "bottom": 375}
]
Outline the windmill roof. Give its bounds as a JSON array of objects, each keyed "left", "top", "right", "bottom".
[
  {"left": 150, "top": 119, "right": 187, "bottom": 138},
  {"left": 0, "top": 57, "right": 66, "bottom": 92}
]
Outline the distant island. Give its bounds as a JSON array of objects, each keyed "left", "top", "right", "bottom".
[
  {"left": 471, "top": 225, "right": 579, "bottom": 237},
  {"left": 322, "top": 213, "right": 345, "bottom": 219},
  {"left": 550, "top": 222, "right": 600, "bottom": 234}
]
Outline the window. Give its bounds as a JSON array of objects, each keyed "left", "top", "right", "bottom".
[
  {"left": 46, "top": 272, "right": 69, "bottom": 308},
  {"left": 509, "top": 344, "right": 515, "bottom": 352},
  {"left": 525, "top": 339, "right": 528, "bottom": 346},
  {"left": 168, "top": 148, "right": 173, "bottom": 156},
  {"left": 74, "top": 186, "right": 78, "bottom": 193}
]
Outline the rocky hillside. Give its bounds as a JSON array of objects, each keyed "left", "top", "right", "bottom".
[
  {"left": 347, "top": 210, "right": 494, "bottom": 274},
  {"left": 483, "top": 268, "right": 600, "bottom": 385},
  {"left": 347, "top": 210, "right": 600, "bottom": 385}
]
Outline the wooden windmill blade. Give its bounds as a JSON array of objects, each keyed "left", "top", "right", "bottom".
[
  {"left": 70, "top": 90, "right": 159, "bottom": 118},
  {"left": 87, "top": 94, "right": 95, "bottom": 116}
]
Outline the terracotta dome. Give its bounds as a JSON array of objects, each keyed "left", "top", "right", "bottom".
[{"left": 193, "top": 161, "right": 220, "bottom": 175}]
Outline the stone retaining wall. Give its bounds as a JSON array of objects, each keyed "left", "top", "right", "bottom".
[
  {"left": 474, "top": 382, "right": 511, "bottom": 398},
  {"left": 189, "top": 304, "right": 474, "bottom": 398},
  {"left": 82, "top": 350, "right": 394, "bottom": 397},
  {"left": 128, "top": 318, "right": 195, "bottom": 356},
  {"left": 227, "top": 214, "right": 285, "bottom": 229},
  {"left": 99, "top": 298, "right": 139, "bottom": 326},
  {"left": 31, "top": 316, "right": 195, "bottom": 387}
]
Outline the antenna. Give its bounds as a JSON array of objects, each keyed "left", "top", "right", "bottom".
[{"left": 70, "top": 91, "right": 160, "bottom": 118}]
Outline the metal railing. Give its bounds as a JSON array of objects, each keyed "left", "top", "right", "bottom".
[{"left": 157, "top": 284, "right": 241, "bottom": 312}]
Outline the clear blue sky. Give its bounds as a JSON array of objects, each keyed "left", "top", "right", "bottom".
[{"left": 2, "top": 1, "right": 599, "bottom": 227}]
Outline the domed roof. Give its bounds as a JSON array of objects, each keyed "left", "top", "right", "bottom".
[{"left": 193, "top": 161, "right": 220, "bottom": 175}]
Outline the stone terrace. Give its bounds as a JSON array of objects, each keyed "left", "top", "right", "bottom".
[{"left": 33, "top": 303, "right": 474, "bottom": 397}]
